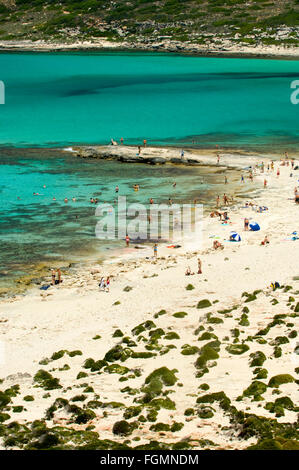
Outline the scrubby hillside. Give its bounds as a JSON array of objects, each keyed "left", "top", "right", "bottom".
[{"left": 0, "top": 0, "right": 298, "bottom": 48}]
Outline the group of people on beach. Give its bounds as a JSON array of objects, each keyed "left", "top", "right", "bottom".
[
  {"left": 216, "top": 193, "right": 233, "bottom": 208},
  {"left": 51, "top": 269, "right": 62, "bottom": 286},
  {"left": 110, "top": 138, "right": 147, "bottom": 149},
  {"left": 185, "top": 258, "right": 202, "bottom": 275}
]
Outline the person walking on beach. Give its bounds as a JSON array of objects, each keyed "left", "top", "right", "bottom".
[
  {"left": 197, "top": 258, "right": 202, "bottom": 274},
  {"left": 244, "top": 218, "right": 249, "bottom": 231},
  {"left": 241, "top": 175, "right": 244, "bottom": 183},
  {"left": 125, "top": 234, "right": 130, "bottom": 247},
  {"left": 153, "top": 243, "right": 158, "bottom": 259},
  {"left": 224, "top": 176, "right": 228, "bottom": 185},
  {"left": 264, "top": 179, "right": 267, "bottom": 188},
  {"left": 216, "top": 195, "right": 220, "bottom": 208},
  {"left": 105, "top": 277, "right": 110, "bottom": 292},
  {"left": 181, "top": 149, "right": 185, "bottom": 159},
  {"left": 99, "top": 277, "right": 105, "bottom": 291},
  {"left": 223, "top": 193, "right": 228, "bottom": 205},
  {"left": 51, "top": 269, "right": 56, "bottom": 286},
  {"left": 277, "top": 168, "right": 280, "bottom": 177},
  {"left": 138, "top": 146, "right": 141, "bottom": 155}
]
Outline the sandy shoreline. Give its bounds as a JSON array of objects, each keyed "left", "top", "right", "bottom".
[
  {"left": 0, "top": 39, "right": 298, "bottom": 60},
  {"left": 0, "top": 151, "right": 298, "bottom": 450}
]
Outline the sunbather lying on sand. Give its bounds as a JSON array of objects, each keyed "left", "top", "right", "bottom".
[
  {"left": 185, "top": 266, "right": 195, "bottom": 275},
  {"left": 261, "top": 236, "right": 270, "bottom": 245},
  {"left": 213, "top": 240, "right": 224, "bottom": 250}
]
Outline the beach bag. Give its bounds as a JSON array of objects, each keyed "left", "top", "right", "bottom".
[{"left": 40, "top": 285, "right": 50, "bottom": 291}]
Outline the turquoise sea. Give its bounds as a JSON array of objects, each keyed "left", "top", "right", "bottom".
[
  {"left": 0, "top": 52, "right": 299, "bottom": 148},
  {"left": 0, "top": 52, "right": 298, "bottom": 288}
]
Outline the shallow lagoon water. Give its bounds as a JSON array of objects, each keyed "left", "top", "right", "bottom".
[{"left": 0, "top": 148, "right": 234, "bottom": 287}]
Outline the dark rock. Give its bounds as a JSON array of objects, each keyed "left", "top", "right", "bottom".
[
  {"left": 170, "top": 157, "right": 184, "bottom": 164},
  {"left": 118, "top": 155, "right": 141, "bottom": 163},
  {"left": 144, "top": 157, "right": 167, "bottom": 165}
]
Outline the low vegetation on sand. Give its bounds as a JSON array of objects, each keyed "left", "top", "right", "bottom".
[{"left": 0, "top": 281, "right": 298, "bottom": 450}]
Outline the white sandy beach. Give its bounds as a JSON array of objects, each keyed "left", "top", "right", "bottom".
[{"left": 0, "top": 151, "right": 298, "bottom": 450}]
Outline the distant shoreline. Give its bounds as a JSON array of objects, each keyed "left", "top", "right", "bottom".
[{"left": 0, "top": 40, "right": 298, "bottom": 60}]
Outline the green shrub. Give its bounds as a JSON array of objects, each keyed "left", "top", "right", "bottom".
[
  {"left": 112, "top": 420, "right": 133, "bottom": 436},
  {"left": 197, "top": 299, "right": 212, "bottom": 309},
  {"left": 268, "top": 374, "right": 295, "bottom": 388}
]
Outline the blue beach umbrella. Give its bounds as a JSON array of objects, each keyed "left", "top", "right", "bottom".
[
  {"left": 249, "top": 222, "right": 260, "bottom": 231},
  {"left": 230, "top": 231, "right": 241, "bottom": 242}
]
